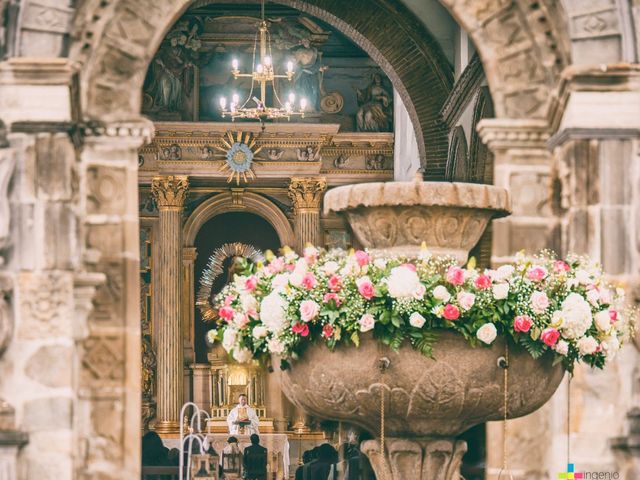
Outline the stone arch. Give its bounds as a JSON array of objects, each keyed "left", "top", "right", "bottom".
[
  {"left": 183, "top": 191, "right": 295, "bottom": 247},
  {"left": 469, "top": 86, "right": 495, "bottom": 184},
  {"left": 446, "top": 126, "right": 469, "bottom": 182}
]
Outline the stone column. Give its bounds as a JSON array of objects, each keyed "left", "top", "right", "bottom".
[
  {"left": 287, "top": 177, "right": 327, "bottom": 252},
  {"left": 151, "top": 175, "right": 189, "bottom": 435},
  {"left": 182, "top": 247, "right": 197, "bottom": 366}
]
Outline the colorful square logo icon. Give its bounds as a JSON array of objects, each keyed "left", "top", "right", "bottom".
[{"left": 559, "top": 464, "right": 584, "bottom": 479}]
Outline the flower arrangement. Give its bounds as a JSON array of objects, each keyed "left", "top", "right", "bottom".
[{"left": 206, "top": 245, "right": 635, "bottom": 373}]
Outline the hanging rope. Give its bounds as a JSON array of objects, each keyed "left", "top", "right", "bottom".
[
  {"left": 567, "top": 374, "right": 572, "bottom": 467},
  {"left": 377, "top": 355, "right": 390, "bottom": 480},
  {"left": 497, "top": 343, "right": 513, "bottom": 480}
]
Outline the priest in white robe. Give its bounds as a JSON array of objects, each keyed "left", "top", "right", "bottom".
[{"left": 227, "top": 393, "right": 260, "bottom": 435}]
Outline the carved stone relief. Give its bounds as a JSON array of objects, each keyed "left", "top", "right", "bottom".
[
  {"left": 87, "top": 165, "right": 127, "bottom": 215},
  {"left": 17, "top": 272, "right": 72, "bottom": 339}
]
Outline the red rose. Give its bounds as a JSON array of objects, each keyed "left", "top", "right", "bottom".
[
  {"left": 513, "top": 315, "right": 533, "bottom": 333},
  {"left": 218, "top": 306, "right": 235, "bottom": 322},
  {"left": 474, "top": 274, "right": 492, "bottom": 290},
  {"left": 540, "top": 327, "right": 560, "bottom": 347},
  {"left": 553, "top": 260, "right": 570, "bottom": 273},
  {"left": 292, "top": 322, "right": 310, "bottom": 337},
  {"left": 443, "top": 304, "right": 460, "bottom": 321},
  {"left": 322, "top": 324, "right": 334, "bottom": 338}
]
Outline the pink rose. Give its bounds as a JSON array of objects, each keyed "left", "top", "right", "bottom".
[
  {"left": 553, "top": 260, "right": 570, "bottom": 273},
  {"left": 299, "top": 300, "right": 320, "bottom": 322},
  {"left": 401, "top": 263, "right": 417, "bottom": 272},
  {"left": 540, "top": 327, "right": 560, "bottom": 347},
  {"left": 292, "top": 322, "right": 310, "bottom": 337},
  {"left": 301, "top": 272, "right": 317, "bottom": 290},
  {"left": 446, "top": 266, "right": 465, "bottom": 286},
  {"left": 322, "top": 324, "right": 334, "bottom": 338},
  {"left": 474, "top": 274, "right": 492, "bottom": 290},
  {"left": 413, "top": 283, "right": 426, "bottom": 300},
  {"left": 609, "top": 309, "right": 618, "bottom": 322},
  {"left": 244, "top": 276, "right": 258, "bottom": 292},
  {"left": 218, "top": 306, "right": 235, "bottom": 322},
  {"left": 358, "top": 313, "right": 375, "bottom": 332},
  {"left": 323, "top": 293, "right": 342, "bottom": 307},
  {"left": 224, "top": 295, "right": 236, "bottom": 306},
  {"left": 457, "top": 291, "right": 476, "bottom": 311},
  {"left": 530, "top": 291, "right": 550, "bottom": 314},
  {"left": 285, "top": 263, "right": 296, "bottom": 272},
  {"left": 233, "top": 313, "right": 249, "bottom": 329},
  {"left": 267, "top": 257, "right": 285, "bottom": 274},
  {"left": 513, "top": 315, "right": 533, "bottom": 333},
  {"left": 328, "top": 275, "right": 342, "bottom": 292},
  {"left": 443, "top": 304, "right": 461, "bottom": 321},
  {"left": 356, "top": 277, "right": 375, "bottom": 300},
  {"left": 354, "top": 250, "right": 370, "bottom": 267},
  {"left": 527, "top": 266, "right": 547, "bottom": 282}
]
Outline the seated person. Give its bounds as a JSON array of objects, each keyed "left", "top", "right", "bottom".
[
  {"left": 307, "top": 443, "right": 338, "bottom": 480},
  {"left": 295, "top": 450, "right": 317, "bottom": 480},
  {"left": 243, "top": 434, "right": 268, "bottom": 480},
  {"left": 141, "top": 431, "right": 171, "bottom": 466},
  {"left": 220, "top": 436, "right": 243, "bottom": 477}
]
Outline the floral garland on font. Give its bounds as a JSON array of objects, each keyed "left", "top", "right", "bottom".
[{"left": 206, "top": 246, "right": 635, "bottom": 373}]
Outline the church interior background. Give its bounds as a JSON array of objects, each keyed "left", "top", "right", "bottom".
[{"left": 3, "top": 0, "right": 640, "bottom": 479}]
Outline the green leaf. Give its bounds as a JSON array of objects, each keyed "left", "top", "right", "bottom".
[
  {"left": 518, "top": 335, "right": 546, "bottom": 359},
  {"left": 350, "top": 332, "right": 360, "bottom": 347},
  {"left": 391, "top": 315, "right": 402, "bottom": 328},
  {"left": 414, "top": 331, "right": 437, "bottom": 359}
]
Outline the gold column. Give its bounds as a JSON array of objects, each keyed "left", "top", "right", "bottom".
[
  {"left": 287, "top": 177, "right": 327, "bottom": 433},
  {"left": 287, "top": 177, "right": 327, "bottom": 252},
  {"left": 182, "top": 247, "right": 198, "bottom": 365},
  {"left": 151, "top": 175, "right": 189, "bottom": 435}
]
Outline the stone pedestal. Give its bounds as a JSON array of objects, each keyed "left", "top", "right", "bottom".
[
  {"left": 151, "top": 175, "right": 189, "bottom": 435},
  {"left": 288, "top": 177, "right": 327, "bottom": 253},
  {"left": 362, "top": 437, "right": 467, "bottom": 480}
]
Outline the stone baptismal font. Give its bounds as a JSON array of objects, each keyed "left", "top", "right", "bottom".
[{"left": 276, "top": 180, "right": 566, "bottom": 480}]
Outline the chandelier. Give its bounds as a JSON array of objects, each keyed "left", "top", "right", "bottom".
[{"left": 219, "top": 0, "right": 306, "bottom": 121}]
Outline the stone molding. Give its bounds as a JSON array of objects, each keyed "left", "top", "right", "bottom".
[
  {"left": 0, "top": 58, "right": 74, "bottom": 85},
  {"left": 477, "top": 119, "right": 551, "bottom": 152},
  {"left": 151, "top": 176, "right": 189, "bottom": 209}
]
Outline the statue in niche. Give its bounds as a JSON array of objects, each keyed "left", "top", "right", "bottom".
[
  {"left": 356, "top": 73, "right": 393, "bottom": 132},
  {"left": 292, "top": 45, "right": 326, "bottom": 112},
  {"left": 144, "top": 21, "right": 207, "bottom": 113}
]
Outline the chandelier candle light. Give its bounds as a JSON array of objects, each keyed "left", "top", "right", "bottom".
[{"left": 219, "top": 0, "right": 306, "bottom": 122}]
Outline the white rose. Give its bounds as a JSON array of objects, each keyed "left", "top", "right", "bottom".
[
  {"left": 432, "top": 285, "right": 451, "bottom": 302},
  {"left": 206, "top": 329, "right": 218, "bottom": 344},
  {"left": 457, "top": 291, "right": 476, "bottom": 311},
  {"left": 240, "top": 294, "right": 258, "bottom": 312},
  {"left": 289, "top": 271, "right": 304, "bottom": 287},
  {"left": 577, "top": 336, "right": 598, "bottom": 355},
  {"left": 476, "top": 323, "right": 497, "bottom": 345},
  {"left": 409, "top": 312, "right": 426, "bottom": 328},
  {"left": 554, "top": 340, "right": 569, "bottom": 356},
  {"left": 575, "top": 269, "right": 593, "bottom": 285},
  {"left": 559, "top": 294, "right": 593, "bottom": 339},
  {"left": 260, "top": 292, "right": 288, "bottom": 333},
  {"left": 530, "top": 291, "right": 549, "bottom": 314},
  {"left": 599, "top": 288, "right": 612, "bottom": 305},
  {"left": 222, "top": 329, "right": 237, "bottom": 352},
  {"left": 463, "top": 269, "right": 478, "bottom": 281},
  {"left": 586, "top": 288, "right": 600, "bottom": 307},
  {"left": 495, "top": 265, "right": 515, "bottom": 282},
  {"left": 492, "top": 283, "right": 509, "bottom": 300},
  {"left": 358, "top": 313, "right": 375, "bottom": 332},
  {"left": 594, "top": 310, "right": 611, "bottom": 332},
  {"left": 267, "top": 338, "right": 285, "bottom": 355},
  {"left": 271, "top": 273, "right": 290, "bottom": 289},
  {"left": 373, "top": 258, "right": 388, "bottom": 269},
  {"left": 386, "top": 266, "right": 421, "bottom": 299},
  {"left": 322, "top": 261, "right": 340, "bottom": 275},
  {"left": 252, "top": 326, "right": 268, "bottom": 338},
  {"left": 232, "top": 347, "right": 252, "bottom": 363},
  {"left": 602, "top": 333, "right": 620, "bottom": 360},
  {"left": 299, "top": 300, "right": 320, "bottom": 322}
]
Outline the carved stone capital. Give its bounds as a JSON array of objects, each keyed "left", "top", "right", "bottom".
[
  {"left": 151, "top": 175, "right": 189, "bottom": 209},
  {"left": 288, "top": 177, "right": 327, "bottom": 211},
  {"left": 362, "top": 437, "right": 467, "bottom": 480}
]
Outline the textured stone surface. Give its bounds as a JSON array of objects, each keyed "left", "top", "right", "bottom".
[
  {"left": 25, "top": 345, "right": 73, "bottom": 388},
  {"left": 23, "top": 397, "right": 72, "bottom": 431},
  {"left": 279, "top": 331, "right": 565, "bottom": 437},
  {"left": 325, "top": 181, "right": 510, "bottom": 262}
]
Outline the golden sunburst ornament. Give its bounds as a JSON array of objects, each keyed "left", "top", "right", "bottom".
[{"left": 216, "top": 131, "right": 262, "bottom": 185}]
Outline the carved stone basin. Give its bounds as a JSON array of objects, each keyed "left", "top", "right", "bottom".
[
  {"left": 277, "top": 331, "right": 564, "bottom": 479},
  {"left": 324, "top": 181, "right": 511, "bottom": 263}
]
